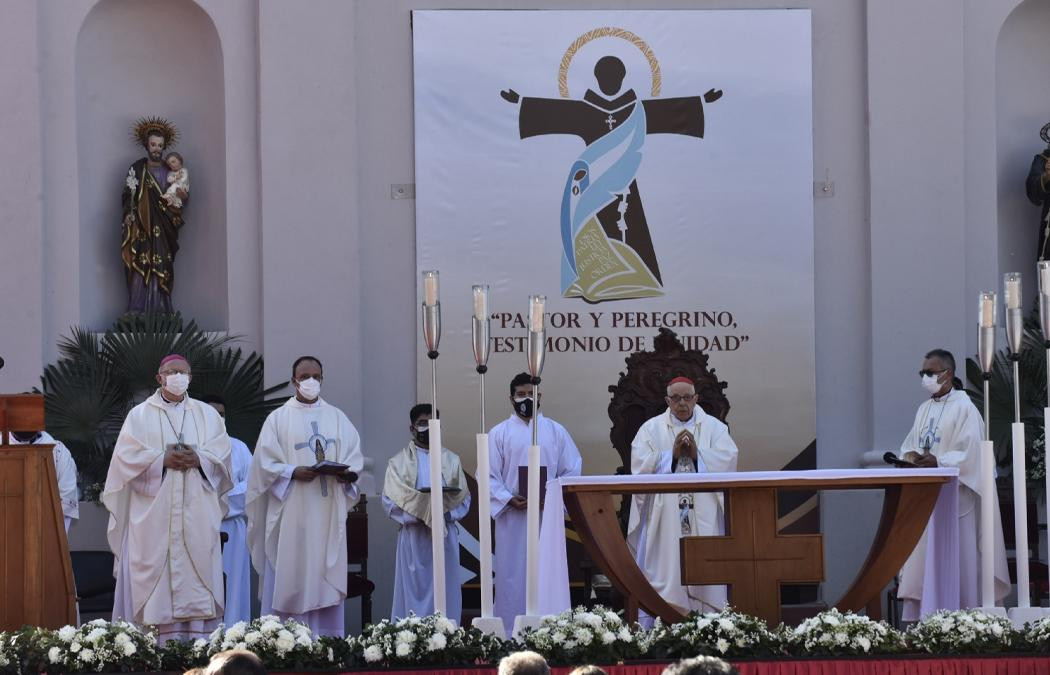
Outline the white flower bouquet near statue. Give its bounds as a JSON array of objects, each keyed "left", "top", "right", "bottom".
[
  {"left": 782, "top": 608, "right": 904, "bottom": 657},
  {"left": 906, "top": 609, "right": 1017, "bottom": 654},
  {"left": 28, "top": 619, "right": 161, "bottom": 673},
  {"left": 647, "top": 608, "right": 779, "bottom": 659},
  {"left": 514, "top": 606, "right": 643, "bottom": 665},
  {"left": 204, "top": 615, "right": 337, "bottom": 670},
  {"left": 351, "top": 613, "right": 508, "bottom": 668}
]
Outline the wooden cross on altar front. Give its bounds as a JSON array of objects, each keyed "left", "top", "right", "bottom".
[{"left": 679, "top": 487, "right": 824, "bottom": 626}]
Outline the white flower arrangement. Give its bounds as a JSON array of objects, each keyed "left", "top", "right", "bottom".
[
  {"left": 647, "top": 607, "right": 779, "bottom": 658},
  {"left": 30, "top": 619, "right": 160, "bottom": 673},
  {"left": 783, "top": 608, "right": 903, "bottom": 656},
  {"left": 0, "top": 632, "right": 19, "bottom": 674},
  {"left": 204, "top": 615, "right": 324, "bottom": 669},
  {"left": 907, "top": 609, "right": 1017, "bottom": 654},
  {"left": 351, "top": 612, "right": 507, "bottom": 667},
  {"left": 1024, "top": 614, "right": 1050, "bottom": 651},
  {"left": 515, "top": 605, "right": 643, "bottom": 664}
]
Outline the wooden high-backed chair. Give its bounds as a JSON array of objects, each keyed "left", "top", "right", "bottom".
[{"left": 346, "top": 495, "right": 375, "bottom": 627}]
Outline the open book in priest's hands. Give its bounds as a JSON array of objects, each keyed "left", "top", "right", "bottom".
[
  {"left": 883, "top": 451, "right": 920, "bottom": 468},
  {"left": 310, "top": 460, "right": 358, "bottom": 482},
  {"left": 419, "top": 486, "right": 460, "bottom": 494}
]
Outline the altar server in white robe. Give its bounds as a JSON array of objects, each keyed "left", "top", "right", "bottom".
[
  {"left": 10, "top": 428, "right": 79, "bottom": 532},
  {"left": 487, "top": 372, "right": 582, "bottom": 633},
  {"left": 246, "top": 356, "right": 364, "bottom": 636},
  {"left": 383, "top": 403, "right": 471, "bottom": 621},
  {"left": 104, "top": 354, "right": 232, "bottom": 644},
  {"left": 628, "top": 376, "right": 739, "bottom": 617},
  {"left": 203, "top": 394, "right": 254, "bottom": 625},
  {"left": 897, "top": 349, "right": 1010, "bottom": 619}
]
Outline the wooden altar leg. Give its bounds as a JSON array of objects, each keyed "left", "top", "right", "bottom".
[
  {"left": 834, "top": 483, "right": 941, "bottom": 612},
  {"left": 564, "top": 491, "right": 686, "bottom": 625}
]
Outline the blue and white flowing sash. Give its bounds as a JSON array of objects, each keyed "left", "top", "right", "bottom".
[{"left": 559, "top": 103, "right": 647, "bottom": 292}]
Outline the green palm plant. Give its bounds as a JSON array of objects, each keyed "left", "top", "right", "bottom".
[
  {"left": 965, "top": 306, "right": 1048, "bottom": 475},
  {"left": 39, "top": 312, "right": 287, "bottom": 493}
]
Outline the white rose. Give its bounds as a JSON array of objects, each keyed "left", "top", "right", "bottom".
[
  {"left": 601, "top": 631, "right": 616, "bottom": 644},
  {"left": 260, "top": 620, "right": 282, "bottom": 635},
  {"left": 86, "top": 627, "right": 107, "bottom": 643},
  {"left": 57, "top": 626, "right": 77, "bottom": 642},
  {"left": 79, "top": 648, "right": 95, "bottom": 662},
  {"left": 114, "top": 632, "right": 131, "bottom": 646},
  {"left": 226, "top": 625, "right": 247, "bottom": 641},
  {"left": 276, "top": 635, "right": 295, "bottom": 653},
  {"left": 48, "top": 646, "right": 62, "bottom": 664},
  {"left": 363, "top": 645, "right": 383, "bottom": 663},
  {"left": 436, "top": 617, "right": 456, "bottom": 634},
  {"left": 604, "top": 611, "right": 620, "bottom": 624},
  {"left": 395, "top": 642, "right": 412, "bottom": 657},
  {"left": 427, "top": 633, "right": 447, "bottom": 651},
  {"left": 397, "top": 630, "right": 417, "bottom": 643},
  {"left": 122, "top": 641, "right": 137, "bottom": 656},
  {"left": 715, "top": 638, "right": 729, "bottom": 654},
  {"left": 991, "top": 624, "right": 1004, "bottom": 637}
]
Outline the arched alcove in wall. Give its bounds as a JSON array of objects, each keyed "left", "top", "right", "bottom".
[
  {"left": 996, "top": 0, "right": 1050, "bottom": 293},
  {"left": 76, "top": 0, "right": 227, "bottom": 331}
]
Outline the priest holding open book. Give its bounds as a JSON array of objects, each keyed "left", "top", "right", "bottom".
[{"left": 246, "top": 355, "right": 363, "bottom": 636}]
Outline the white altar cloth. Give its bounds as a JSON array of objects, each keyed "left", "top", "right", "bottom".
[{"left": 537, "top": 468, "right": 960, "bottom": 619}]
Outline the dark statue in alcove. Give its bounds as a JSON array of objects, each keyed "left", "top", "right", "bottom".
[
  {"left": 121, "top": 117, "right": 189, "bottom": 313},
  {"left": 1027, "top": 122, "right": 1050, "bottom": 260}
]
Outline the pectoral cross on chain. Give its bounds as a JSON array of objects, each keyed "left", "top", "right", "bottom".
[
  {"left": 605, "top": 114, "right": 616, "bottom": 131},
  {"left": 295, "top": 420, "right": 335, "bottom": 497}
]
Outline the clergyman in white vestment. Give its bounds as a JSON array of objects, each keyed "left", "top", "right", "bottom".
[
  {"left": 104, "top": 355, "right": 232, "bottom": 644},
  {"left": 204, "top": 395, "right": 254, "bottom": 625},
  {"left": 627, "top": 376, "right": 739, "bottom": 618},
  {"left": 10, "top": 429, "right": 79, "bottom": 532},
  {"left": 383, "top": 404, "right": 471, "bottom": 621},
  {"left": 486, "top": 372, "right": 582, "bottom": 634},
  {"left": 897, "top": 349, "right": 1010, "bottom": 619},
  {"left": 246, "top": 356, "right": 364, "bottom": 636}
]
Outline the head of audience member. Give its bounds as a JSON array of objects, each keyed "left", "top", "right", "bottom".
[
  {"left": 509, "top": 372, "right": 540, "bottom": 420},
  {"left": 204, "top": 649, "right": 267, "bottom": 675},
  {"left": 569, "top": 666, "right": 608, "bottom": 675},
  {"left": 291, "top": 356, "right": 323, "bottom": 403},
  {"left": 183, "top": 668, "right": 204, "bottom": 675},
  {"left": 201, "top": 393, "right": 227, "bottom": 418},
  {"left": 410, "top": 403, "right": 436, "bottom": 449},
  {"left": 157, "top": 354, "right": 192, "bottom": 402},
  {"left": 665, "top": 376, "right": 698, "bottom": 422},
  {"left": 919, "top": 348, "right": 963, "bottom": 398},
  {"left": 498, "top": 650, "right": 550, "bottom": 675},
  {"left": 661, "top": 656, "right": 738, "bottom": 675}
]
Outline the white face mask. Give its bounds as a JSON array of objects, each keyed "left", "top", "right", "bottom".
[
  {"left": 921, "top": 373, "right": 944, "bottom": 394},
  {"left": 165, "top": 373, "right": 190, "bottom": 397},
  {"left": 297, "top": 377, "right": 322, "bottom": 400}
]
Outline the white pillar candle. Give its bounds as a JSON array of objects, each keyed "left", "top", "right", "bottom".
[
  {"left": 473, "top": 285, "right": 489, "bottom": 321},
  {"left": 1011, "top": 421, "right": 1030, "bottom": 608},
  {"left": 525, "top": 441, "right": 541, "bottom": 615},
  {"left": 429, "top": 418, "right": 447, "bottom": 617},
  {"left": 423, "top": 271, "right": 440, "bottom": 307},
  {"left": 1039, "top": 261, "right": 1050, "bottom": 295},
  {"left": 476, "top": 433, "right": 494, "bottom": 618},
  {"left": 1004, "top": 273, "right": 1021, "bottom": 310},
  {"left": 980, "top": 439, "right": 996, "bottom": 607},
  {"left": 529, "top": 295, "right": 545, "bottom": 332},
  {"left": 979, "top": 293, "right": 997, "bottom": 328}
]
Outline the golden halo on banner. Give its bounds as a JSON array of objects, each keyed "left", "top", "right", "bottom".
[{"left": 558, "top": 27, "right": 661, "bottom": 99}]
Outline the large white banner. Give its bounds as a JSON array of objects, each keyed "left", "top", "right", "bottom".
[{"left": 413, "top": 10, "right": 814, "bottom": 476}]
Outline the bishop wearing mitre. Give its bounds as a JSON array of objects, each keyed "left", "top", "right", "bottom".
[
  {"left": 627, "top": 376, "right": 739, "bottom": 619},
  {"left": 104, "top": 354, "right": 232, "bottom": 644}
]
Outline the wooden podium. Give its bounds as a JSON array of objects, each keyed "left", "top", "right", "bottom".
[{"left": 0, "top": 394, "right": 77, "bottom": 629}]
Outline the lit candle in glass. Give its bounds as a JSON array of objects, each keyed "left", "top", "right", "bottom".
[
  {"left": 529, "top": 295, "right": 546, "bottom": 332},
  {"left": 1039, "top": 261, "right": 1050, "bottom": 295},
  {"left": 473, "top": 285, "right": 489, "bottom": 321},
  {"left": 423, "top": 270, "right": 439, "bottom": 307},
  {"left": 979, "top": 292, "right": 996, "bottom": 328},
  {"left": 1004, "top": 272, "right": 1021, "bottom": 310}
]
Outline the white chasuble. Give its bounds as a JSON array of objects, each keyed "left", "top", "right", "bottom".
[
  {"left": 221, "top": 436, "right": 253, "bottom": 624},
  {"left": 103, "top": 391, "right": 232, "bottom": 642},
  {"left": 627, "top": 406, "right": 738, "bottom": 615},
  {"left": 245, "top": 397, "right": 363, "bottom": 636},
  {"left": 897, "top": 389, "right": 1010, "bottom": 618},
  {"left": 383, "top": 443, "right": 471, "bottom": 621},
  {"left": 486, "top": 413, "right": 582, "bottom": 634}
]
